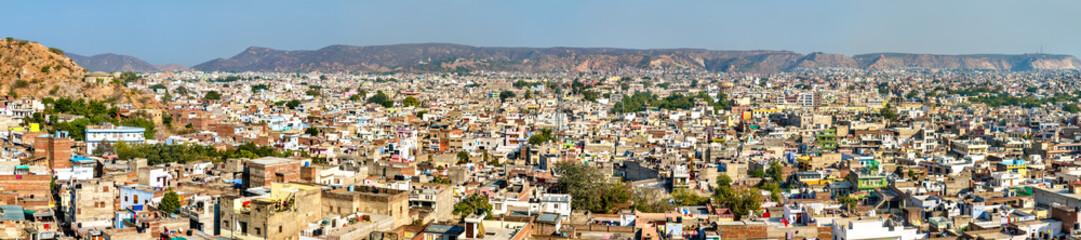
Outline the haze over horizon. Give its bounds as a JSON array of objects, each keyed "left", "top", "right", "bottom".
[{"left": 3, "top": 0, "right": 1079, "bottom": 66}]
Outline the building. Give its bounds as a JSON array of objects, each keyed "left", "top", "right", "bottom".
[
  {"left": 33, "top": 131, "right": 73, "bottom": 170},
  {"left": 118, "top": 185, "right": 157, "bottom": 210},
  {"left": 67, "top": 180, "right": 117, "bottom": 229},
  {"left": 831, "top": 218, "right": 918, "bottom": 240},
  {"left": 323, "top": 186, "right": 411, "bottom": 228},
  {"left": 244, "top": 157, "right": 303, "bottom": 189},
  {"left": 220, "top": 183, "right": 323, "bottom": 240},
  {"left": 85, "top": 125, "right": 146, "bottom": 155}
]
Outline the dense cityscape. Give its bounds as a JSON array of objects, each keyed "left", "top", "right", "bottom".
[
  {"left": 4, "top": 1, "right": 1081, "bottom": 240},
  {"left": 0, "top": 60, "right": 1080, "bottom": 239}
]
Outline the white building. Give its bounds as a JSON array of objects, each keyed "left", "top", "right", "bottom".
[
  {"left": 86, "top": 125, "right": 146, "bottom": 154},
  {"left": 832, "top": 218, "right": 919, "bottom": 240}
]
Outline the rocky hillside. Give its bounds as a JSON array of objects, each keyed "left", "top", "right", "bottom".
[
  {"left": 67, "top": 53, "right": 190, "bottom": 72},
  {"left": 194, "top": 44, "right": 835, "bottom": 73},
  {"left": 0, "top": 39, "right": 160, "bottom": 108},
  {"left": 153, "top": 64, "right": 192, "bottom": 72},
  {"left": 193, "top": 43, "right": 1081, "bottom": 73},
  {"left": 853, "top": 53, "right": 1081, "bottom": 71}
]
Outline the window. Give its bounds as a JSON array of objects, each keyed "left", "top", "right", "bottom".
[
  {"left": 134, "top": 195, "right": 139, "bottom": 202},
  {"left": 279, "top": 226, "right": 283, "bottom": 233},
  {"left": 255, "top": 228, "right": 261, "bottom": 235}
]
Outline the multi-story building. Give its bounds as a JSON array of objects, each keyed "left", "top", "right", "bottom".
[
  {"left": 244, "top": 157, "right": 303, "bottom": 189},
  {"left": 85, "top": 125, "right": 145, "bottom": 155}
]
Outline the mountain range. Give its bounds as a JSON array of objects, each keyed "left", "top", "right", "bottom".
[
  {"left": 67, "top": 53, "right": 191, "bottom": 72},
  {"left": 71, "top": 43, "right": 1081, "bottom": 73}
]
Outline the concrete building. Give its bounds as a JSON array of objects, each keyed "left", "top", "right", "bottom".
[
  {"left": 85, "top": 125, "right": 145, "bottom": 155},
  {"left": 33, "top": 131, "right": 72, "bottom": 170},
  {"left": 244, "top": 157, "right": 303, "bottom": 189},
  {"left": 322, "top": 186, "right": 411, "bottom": 228},
  {"left": 220, "top": 183, "right": 323, "bottom": 240},
  {"left": 831, "top": 218, "right": 918, "bottom": 240},
  {"left": 67, "top": 180, "right": 117, "bottom": 229}
]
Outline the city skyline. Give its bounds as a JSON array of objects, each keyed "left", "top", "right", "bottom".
[{"left": 3, "top": 0, "right": 1079, "bottom": 65}]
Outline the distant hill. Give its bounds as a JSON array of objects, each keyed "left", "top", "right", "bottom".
[
  {"left": 67, "top": 53, "right": 190, "bottom": 72},
  {"left": 192, "top": 43, "right": 1081, "bottom": 73},
  {"left": 853, "top": 53, "right": 1081, "bottom": 71},
  {"left": 0, "top": 39, "right": 161, "bottom": 107},
  {"left": 153, "top": 64, "right": 192, "bottom": 72}
]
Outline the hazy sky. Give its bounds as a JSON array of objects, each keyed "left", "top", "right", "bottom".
[{"left": 3, "top": 0, "right": 1079, "bottom": 65}]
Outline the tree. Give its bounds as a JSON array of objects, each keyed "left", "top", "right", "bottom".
[
  {"left": 286, "top": 99, "right": 302, "bottom": 109},
  {"left": 304, "top": 127, "right": 320, "bottom": 136},
  {"left": 716, "top": 175, "right": 732, "bottom": 188},
  {"left": 1066, "top": 104, "right": 1081, "bottom": 113},
  {"left": 402, "top": 96, "right": 421, "bottom": 107},
  {"left": 671, "top": 189, "right": 709, "bottom": 206},
  {"left": 174, "top": 86, "right": 189, "bottom": 96},
  {"left": 453, "top": 194, "right": 493, "bottom": 220},
  {"left": 768, "top": 160, "right": 785, "bottom": 183},
  {"left": 554, "top": 162, "right": 630, "bottom": 213},
  {"left": 366, "top": 91, "right": 393, "bottom": 108},
  {"left": 349, "top": 94, "right": 362, "bottom": 102},
  {"left": 751, "top": 169, "right": 766, "bottom": 178},
  {"left": 159, "top": 189, "right": 180, "bottom": 213},
  {"left": 204, "top": 91, "right": 221, "bottom": 101},
  {"left": 582, "top": 90, "right": 600, "bottom": 102},
  {"left": 457, "top": 151, "right": 469, "bottom": 163},
  {"left": 880, "top": 103, "right": 899, "bottom": 122},
  {"left": 837, "top": 194, "right": 858, "bottom": 213},
  {"left": 305, "top": 89, "right": 321, "bottom": 97},
  {"left": 527, "top": 128, "right": 554, "bottom": 145},
  {"left": 498, "top": 90, "right": 516, "bottom": 102},
  {"left": 632, "top": 187, "right": 673, "bottom": 213},
  {"left": 356, "top": 88, "right": 368, "bottom": 98},
  {"left": 524, "top": 89, "right": 533, "bottom": 99},
  {"left": 714, "top": 187, "right": 762, "bottom": 220},
  {"left": 251, "top": 84, "right": 269, "bottom": 92}
]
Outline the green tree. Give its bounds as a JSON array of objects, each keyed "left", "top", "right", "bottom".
[
  {"left": 174, "top": 86, "right": 189, "bottom": 96},
  {"left": 456, "top": 151, "right": 469, "bottom": 164},
  {"left": 837, "top": 194, "right": 858, "bottom": 213},
  {"left": 349, "top": 94, "right": 362, "bottom": 102},
  {"left": 880, "top": 103, "right": 899, "bottom": 122},
  {"left": 768, "top": 160, "right": 785, "bottom": 183},
  {"left": 714, "top": 186, "right": 762, "bottom": 220},
  {"left": 671, "top": 189, "right": 709, "bottom": 206},
  {"left": 498, "top": 90, "right": 516, "bottom": 102},
  {"left": 1066, "top": 103, "right": 1081, "bottom": 113},
  {"left": 366, "top": 91, "right": 393, "bottom": 108},
  {"left": 159, "top": 189, "right": 181, "bottom": 213},
  {"left": 286, "top": 99, "right": 302, "bottom": 109},
  {"left": 554, "top": 162, "right": 630, "bottom": 213},
  {"left": 402, "top": 96, "right": 421, "bottom": 107},
  {"left": 453, "top": 194, "right": 493, "bottom": 220},
  {"left": 305, "top": 89, "right": 320, "bottom": 97},
  {"left": 582, "top": 90, "right": 600, "bottom": 102},
  {"left": 716, "top": 175, "right": 732, "bottom": 188},
  {"left": 751, "top": 169, "right": 766, "bottom": 178},
  {"left": 204, "top": 91, "right": 222, "bottom": 101},
  {"left": 304, "top": 127, "right": 320, "bottom": 136}
]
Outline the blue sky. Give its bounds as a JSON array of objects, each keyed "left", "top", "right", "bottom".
[{"left": 2, "top": 0, "right": 1078, "bottom": 65}]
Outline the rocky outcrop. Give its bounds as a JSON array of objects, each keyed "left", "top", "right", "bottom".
[{"left": 0, "top": 38, "right": 160, "bottom": 108}]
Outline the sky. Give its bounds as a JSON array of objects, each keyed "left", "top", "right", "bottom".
[{"left": 2, "top": 0, "right": 1079, "bottom": 66}]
